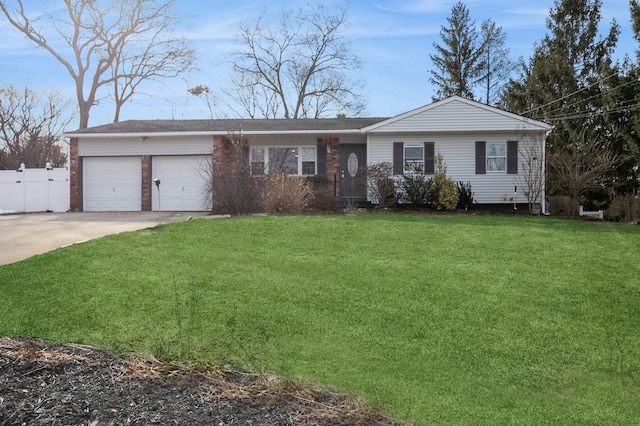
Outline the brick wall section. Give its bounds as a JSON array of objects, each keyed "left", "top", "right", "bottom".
[
  {"left": 326, "top": 138, "right": 340, "bottom": 197},
  {"left": 69, "top": 137, "right": 80, "bottom": 211},
  {"left": 141, "top": 155, "right": 150, "bottom": 211},
  {"left": 211, "top": 135, "right": 250, "bottom": 211},
  {"left": 212, "top": 135, "right": 226, "bottom": 167}
]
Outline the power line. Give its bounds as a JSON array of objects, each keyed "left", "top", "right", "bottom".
[
  {"left": 543, "top": 79, "right": 638, "bottom": 118},
  {"left": 543, "top": 102, "right": 640, "bottom": 121},
  {"left": 522, "top": 71, "right": 621, "bottom": 116}
]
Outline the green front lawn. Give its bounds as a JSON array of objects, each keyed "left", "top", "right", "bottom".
[{"left": 1, "top": 213, "right": 639, "bottom": 424}]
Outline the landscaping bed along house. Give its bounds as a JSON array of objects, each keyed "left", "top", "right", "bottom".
[{"left": 0, "top": 337, "right": 402, "bottom": 425}]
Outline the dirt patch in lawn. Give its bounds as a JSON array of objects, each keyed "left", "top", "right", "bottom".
[{"left": 0, "top": 337, "right": 403, "bottom": 425}]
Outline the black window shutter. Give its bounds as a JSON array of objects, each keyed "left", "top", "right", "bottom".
[
  {"left": 507, "top": 140, "right": 518, "bottom": 174},
  {"left": 242, "top": 143, "right": 249, "bottom": 163},
  {"left": 316, "top": 138, "right": 327, "bottom": 176},
  {"left": 475, "top": 141, "right": 486, "bottom": 174},
  {"left": 424, "top": 142, "right": 435, "bottom": 174},
  {"left": 393, "top": 142, "right": 404, "bottom": 175}
]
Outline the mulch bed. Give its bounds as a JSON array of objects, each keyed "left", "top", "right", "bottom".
[{"left": 0, "top": 337, "right": 404, "bottom": 425}]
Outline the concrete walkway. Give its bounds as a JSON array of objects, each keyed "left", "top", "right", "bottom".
[{"left": 0, "top": 212, "right": 207, "bottom": 266}]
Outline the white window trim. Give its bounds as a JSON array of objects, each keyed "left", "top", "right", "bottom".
[
  {"left": 486, "top": 142, "right": 506, "bottom": 173},
  {"left": 250, "top": 146, "right": 316, "bottom": 176}
]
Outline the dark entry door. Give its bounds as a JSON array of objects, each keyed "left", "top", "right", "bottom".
[{"left": 339, "top": 144, "right": 367, "bottom": 200}]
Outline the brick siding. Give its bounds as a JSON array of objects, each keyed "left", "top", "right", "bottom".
[{"left": 69, "top": 138, "right": 80, "bottom": 211}]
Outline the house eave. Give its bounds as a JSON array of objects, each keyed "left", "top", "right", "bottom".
[
  {"left": 63, "top": 129, "right": 368, "bottom": 139},
  {"left": 363, "top": 128, "right": 551, "bottom": 135}
]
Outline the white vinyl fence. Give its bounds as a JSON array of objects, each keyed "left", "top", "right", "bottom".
[{"left": 0, "top": 164, "right": 69, "bottom": 213}]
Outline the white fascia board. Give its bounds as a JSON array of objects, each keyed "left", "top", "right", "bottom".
[
  {"left": 235, "top": 129, "right": 365, "bottom": 135},
  {"left": 63, "top": 129, "right": 365, "bottom": 139}
]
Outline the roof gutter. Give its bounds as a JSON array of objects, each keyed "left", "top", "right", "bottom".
[{"left": 63, "top": 129, "right": 368, "bottom": 139}]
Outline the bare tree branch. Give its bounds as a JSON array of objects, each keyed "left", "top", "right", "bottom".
[
  {"left": 0, "top": 85, "right": 74, "bottom": 169},
  {"left": 0, "top": 0, "right": 195, "bottom": 128},
  {"left": 547, "top": 126, "right": 629, "bottom": 213},
  {"left": 517, "top": 130, "right": 545, "bottom": 214},
  {"left": 224, "top": 1, "right": 364, "bottom": 119}
]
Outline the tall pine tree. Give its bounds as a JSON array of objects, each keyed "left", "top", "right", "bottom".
[{"left": 429, "top": 2, "right": 484, "bottom": 100}]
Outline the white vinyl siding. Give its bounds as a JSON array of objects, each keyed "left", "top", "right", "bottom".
[
  {"left": 368, "top": 133, "right": 541, "bottom": 204},
  {"left": 78, "top": 136, "right": 213, "bottom": 156},
  {"left": 364, "top": 97, "right": 552, "bottom": 133}
]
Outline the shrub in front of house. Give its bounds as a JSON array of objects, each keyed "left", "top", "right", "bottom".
[
  {"left": 211, "top": 159, "right": 263, "bottom": 215},
  {"left": 366, "top": 162, "right": 398, "bottom": 209},
  {"left": 305, "top": 176, "right": 337, "bottom": 211},
  {"left": 263, "top": 174, "right": 314, "bottom": 213},
  {"left": 401, "top": 162, "right": 431, "bottom": 208},
  {"left": 429, "top": 154, "right": 458, "bottom": 210},
  {"left": 605, "top": 193, "right": 640, "bottom": 222},
  {"left": 456, "top": 181, "right": 475, "bottom": 211}
]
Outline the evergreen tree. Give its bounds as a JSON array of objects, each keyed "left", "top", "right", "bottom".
[
  {"left": 599, "top": 0, "right": 640, "bottom": 193},
  {"left": 429, "top": 2, "right": 484, "bottom": 100},
  {"left": 502, "top": 0, "right": 623, "bottom": 203},
  {"left": 503, "top": 0, "right": 618, "bottom": 150},
  {"left": 601, "top": 60, "right": 640, "bottom": 194}
]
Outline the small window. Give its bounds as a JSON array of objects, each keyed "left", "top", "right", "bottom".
[
  {"left": 301, "top": 147, "right": 316, "bottom": 175},
  {"left": 404, "top": 145, "right": 424, "bottom": 172},
  {"left": 250, "top": 147, "right": 265, "bottom": 176},
  {"left": 487, "top": 143, "right": 506, "bottom": 172},
  {"left": 269, "top": 147, "right": 298, "bottom": 174}
]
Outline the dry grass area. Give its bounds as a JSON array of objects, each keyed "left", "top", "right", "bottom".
[{"left": 0, "top": 337, "right": 403, "bottom": 425}]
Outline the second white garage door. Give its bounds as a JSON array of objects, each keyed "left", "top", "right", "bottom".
[
  {"left": 151, "top": 156, "right": 211, "bottom": 211},
  {"left": 83, "top": 157, "right": 141, "bottom": 212}
]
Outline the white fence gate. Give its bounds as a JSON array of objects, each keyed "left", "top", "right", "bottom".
[{"left": 0, "top": 165, "right": 69, "bottom": 213}]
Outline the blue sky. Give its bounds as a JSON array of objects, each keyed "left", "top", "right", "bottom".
[{"left": 0, "top": 0, "right": 637, "bottom": 127}]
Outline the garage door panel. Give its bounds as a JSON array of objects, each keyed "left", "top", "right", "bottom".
[
  {"left": 83, "top": 157, "right": 141, "bottom": 212},
  {"left": 151, "top": 156, "right": 210, "bottom": 211}
]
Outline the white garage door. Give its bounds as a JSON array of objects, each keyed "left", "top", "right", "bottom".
[
  {"left": 83, "top": 157, "right": 142, "bottom": 212},
  {"left": 151, "top": 156, "right": 211, "bottom": 211}
]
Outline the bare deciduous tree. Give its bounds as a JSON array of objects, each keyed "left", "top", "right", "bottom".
[
  {"left": 517, "top": 131, "right": 546, "bottom": 214},
  {"left": 479, "top": 19, "right": 517, "bottom": 106},
  {"left": 205, "top": 132, "right": 262, "bottom": 215},
  {"left": 547, "top": 127, "right": 627, "bottom": 214},
  {"left": 187, "top": 85, "right": 218, "bottom": 119},
  {"left": 0, "top": 85, "right": 74, "bottom": 169},
  {"left": 0, "top": 0, "right": 195, "bottom": 129},
  {"left": 226, "top": 1, "right": 365, "bottom": 119}
]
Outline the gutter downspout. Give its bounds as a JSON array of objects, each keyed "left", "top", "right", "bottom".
[{"left": 542, "top": 128, "right": 553, "bottom": 215}]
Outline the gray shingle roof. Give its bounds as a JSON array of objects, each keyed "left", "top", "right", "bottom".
[{"left": 66, "top": 118, "right": 389, "bottom": 134}]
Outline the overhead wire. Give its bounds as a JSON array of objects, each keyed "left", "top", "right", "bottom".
[
  {"left": 542, "top": 78, "right": 637, "bottom": 118},
  {"left": 521, "top": 73, "right": 640, "bottom": 123},
  {"left": 522, "top": 71, "right": 620, "bottom": 116},
  {"left": 542, "top": 102, "right": 640, "bottom": 121}
]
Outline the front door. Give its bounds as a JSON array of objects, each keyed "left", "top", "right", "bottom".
[{"left": 339, "top": 144, "right": 367, "bottom": 201}]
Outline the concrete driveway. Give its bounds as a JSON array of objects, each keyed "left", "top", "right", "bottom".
[{"left": 0, "top": 212, "right": 206, "bottom": 266}]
